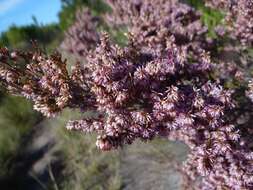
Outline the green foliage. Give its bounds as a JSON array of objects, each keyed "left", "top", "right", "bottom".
[
  {"left": 0, "top": 94, "right": 40, "bottom": 177},
  {"left": 186, "top": 0, "right": 224, "bottom": 38},
  {"left": 0, "top": 23, "right": 62, "bottom": 50},
  {"left": 47, "top": 110, "right": 122, "bottom": 190},
  {"left": 59, "top": 132, "right": 122, "bottom": 190},
  {"left": 59, "top": 0, "right": 110, "bottom": 30}
]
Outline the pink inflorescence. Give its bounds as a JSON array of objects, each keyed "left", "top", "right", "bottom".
[
  {"left": 1, "top": 0, "right": 253, "bottom": 189},
  {"left": 205, "top": 0, "right": 253, "bottom": 46}
]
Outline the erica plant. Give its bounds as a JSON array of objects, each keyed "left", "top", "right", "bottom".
[{"left": 1, "top": 0, "right": 253, "bottom": 189}]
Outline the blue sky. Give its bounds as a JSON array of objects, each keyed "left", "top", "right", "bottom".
[{"left": 0, "top": 0, "right": 61, "bottom": 32}]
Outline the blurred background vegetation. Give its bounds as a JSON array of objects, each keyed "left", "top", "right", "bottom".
[{"left": 0, "top": 0, "right": 223, "bottom": 189}]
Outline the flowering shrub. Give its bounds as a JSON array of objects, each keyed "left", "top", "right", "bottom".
[
  {"left": 1, "top": 0, "right": 253, "bottom": 189},
  {"left": 205, "top": 0, "right": 253, "bottom": 45}
]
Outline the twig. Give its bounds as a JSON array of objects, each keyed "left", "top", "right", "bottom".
[
  {"left": 48, "top": 162, "right": 60, "bottom": 190},
  {"left": 29, "top": 171, "right": 48, "bottom": 190}
]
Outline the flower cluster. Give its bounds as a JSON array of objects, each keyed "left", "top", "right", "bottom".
[
  {"left": 105, "top": 0, "right": 214, "bottom": 57},
  {"left": 205, "top": 0, "right": 253, "bottom": 45},
  {"left": 67, "top": 33, "right": 220, "bottom": 149},
  {"left": 67, "top": 34, "right": 253, "bottom": 189},
  {"left": 0, "top": 47, "right": 74, "bottom": 117},
  {"left": 0, "top": 47, "right": 96, "bottom": 117},
  {"left": 61, "top": 8, "right": 101, "bottom": 59},
  {"left": 1, "top": 0, "right": 253, "bottom": 189}
]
